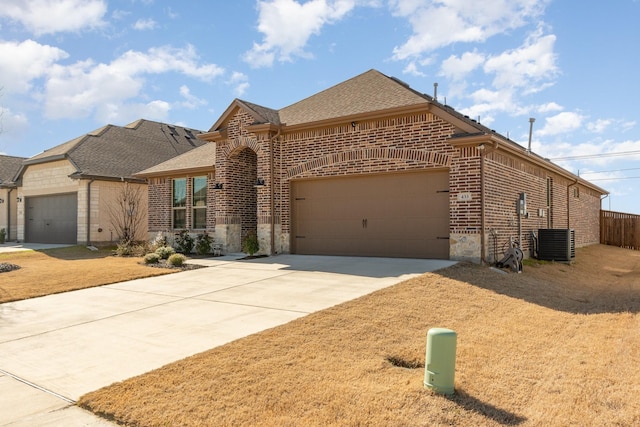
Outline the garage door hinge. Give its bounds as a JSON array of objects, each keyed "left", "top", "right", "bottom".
[
  {"left": 437, "top": 236, "right": 450, "bottom": 240},
  {"left": 295, "top": 197, "right": 306, "bottom": 200},
  {"left": 437, "top": 190, "right": 450, "bottom": 193},
  {"left": 296, "top": 235, "right": 306, "bottom": 239}
]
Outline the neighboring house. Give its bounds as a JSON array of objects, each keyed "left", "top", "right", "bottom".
[
  {"left": 12, "top": 119, "right": 205, "bottom": 245},
  {"left": 144, "top": 69, "right": 607, "bottom": 262},
  {"left": 0, "top": 155, "right": 27, "bottom": 241}
]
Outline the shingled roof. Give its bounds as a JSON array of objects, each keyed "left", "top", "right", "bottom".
[
  {"left": 17, "top": 119, "right": 206, "bottom": 182},
  {"left": 135, "top": 142, "right": 216, "bottom": 178},
  {"left": 0, "top": 155, "right": 27, "bottom": 187},
  {"left": 204, "top": 69, "right": 479, "bottom": 134},
  {"left": 279, "top": 69, "right": 428, "bottom": 125}
]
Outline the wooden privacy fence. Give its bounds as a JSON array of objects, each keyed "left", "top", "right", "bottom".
[{"left": 600, "top": 210, "right": 640, "bottom": 250}]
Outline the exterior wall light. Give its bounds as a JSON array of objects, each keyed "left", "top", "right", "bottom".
[
  {"left": 16, "top": 197, "right": 22, "bottom": 203},
  {"left": 213, "top": 183, "right": 224, "bottom": 190},
  {"left": 254, "top": 178, "right": 265, "bottom": 187},
  {"left": 0, "top": 198, "right": 4, "bottom": 203}
]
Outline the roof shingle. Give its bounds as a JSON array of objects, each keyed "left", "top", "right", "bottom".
[{"left": 23, "top": 119, "right": 206, "bottom": 180}]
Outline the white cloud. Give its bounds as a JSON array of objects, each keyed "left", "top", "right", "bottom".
[
  {"left": 587, "top": 118, "right": 612, "bottom": 134},
  {"left": 178, "top": 85, "right": 207, "bottom": 109},
  {"left": 0, "top": 0, "right": 107, "bottom": 35},
  {"left": 390, "top": 0, "right": 548, "bottom": 60},
  {"left": 0, "top": 107, "right": 29, "bottom": 138},
  {"left": 484, "top": 28, "right": 558, "bottom": 91},
  {"left": 439, "top": 50, "right": 485, "bottom": 81},
  {"left": 537, "top": 111, "right": 585, "bottom": 136},
  {"left": 0, "top": 40, "right": 68, "bottom": 94},
  {"left": 97, "top": 100, "right": 171, "bottom": 124},
  {"left": 133, "top": 18, "right": 158, "bottom": 31},
  {"left": 43, "top": 45, "right": 224, "bottom": 120},
  {"left": 227, "top": 72, "right": 250, "bottom": 97},
  {"left": 244, "top": 0, "right": 357, "bottom": 68},
  {"left": 537, "top": 102, "right": 563, "bottom": 113}
]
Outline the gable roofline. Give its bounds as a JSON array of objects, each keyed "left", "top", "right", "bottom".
[
  {"left": 13, "top": 119, "right": 206, "bottom": 183},
  {"left": 206, "top": 99, "right": 278, "bottom": 134}
]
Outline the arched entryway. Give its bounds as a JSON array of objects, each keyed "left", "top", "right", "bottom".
[{"left": 223, "top": 146, "right": 258, "bottom": 252}]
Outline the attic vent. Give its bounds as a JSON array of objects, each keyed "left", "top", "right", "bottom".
[
  {"left": 184, "top": 129, "right": 195, "bottom": 139},
  {"left": 537, "top": 229, "right": 575, "bottom": 262},
  {"left": 167, "top": 125, "right": 178, "bottom": 136}
]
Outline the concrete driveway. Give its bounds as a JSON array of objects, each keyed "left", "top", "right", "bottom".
[{"left": 0, "top": 254, "right": 456, "bottom": 426}]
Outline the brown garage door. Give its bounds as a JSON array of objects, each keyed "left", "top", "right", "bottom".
[
  {"left": 291, "top": 171, "right": 449, "bottom": 259},
  {"left": 25, "top": 193, "right": 78, "bottom": 244}
]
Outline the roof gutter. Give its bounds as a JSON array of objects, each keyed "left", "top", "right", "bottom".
[{"left": 68, "top": 173, "right": 147, "bottom": 184}]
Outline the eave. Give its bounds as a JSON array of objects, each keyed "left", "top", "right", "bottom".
[
  {"left": 449, "top": 132, "right": 609, "bottom": 195},
  {"left": 134, "top": 165, "right": 215, "bottom": 179}
]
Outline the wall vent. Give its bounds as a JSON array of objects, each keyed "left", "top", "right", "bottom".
[{"left": 537, "top": 229, "right": 575, "bottom": 261}]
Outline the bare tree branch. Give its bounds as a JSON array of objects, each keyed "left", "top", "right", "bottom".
[{"left": 107, "top": 182, "right": 145, "bottom": 244}]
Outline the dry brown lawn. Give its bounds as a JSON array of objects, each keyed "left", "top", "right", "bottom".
[
  {"left": 74, "top": 244, "right": 638, "bottom": 426},
  {"left": 0, "top": 246, "right": 174, "bottom": 303}
]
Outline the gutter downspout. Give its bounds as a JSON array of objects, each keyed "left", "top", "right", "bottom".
[
  {"left": 480, "top": 140, "right": 499, "bottom": 264},
  {"left": 269, "top": 126, "right": 282, "bottom": 255},
  {"left": 87, "top": 179, "right": 95, "bottom": 246}
]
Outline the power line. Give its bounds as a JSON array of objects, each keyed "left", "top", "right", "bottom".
[
  {"left": 549, "top": 150, "right": 640, "bottom": 161},
  {"left": 580, "top": 167, "right": 640, "bottom": 175},
  {"left": 587, "top": 176, "right": 640, "bottom": 182}
]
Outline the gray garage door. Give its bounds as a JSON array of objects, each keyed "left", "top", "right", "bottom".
[
  {"left": 25, "top": 193, "right": 78, "bottom": 244},
  {"left": 291, "top": 171, "right": 450, "bottom": 259}
]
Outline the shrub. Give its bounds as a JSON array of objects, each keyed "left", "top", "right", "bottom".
[
  {"left": 174, "top": 230, "right": 194, "bottom": 254},
  {"left": 149, "top": 232, "right": 168, "bottom": 252},
  {"left": 196, "top": 233, "right": 213, "bottom": 255},
  {"left": 115, "top": 241, "right": 147, "bottom": 257},
  {"left": 155, "top": 246, "right": 175, "bottom": 260},
  {"left": 167, "top": 253, "right": 186, "bottom": 267},
  {"left": 143, "top": 253, "right": 160, "bottom": 264},
  {"left": 242, "top": 231, "right": 260, "bottom": 256}
]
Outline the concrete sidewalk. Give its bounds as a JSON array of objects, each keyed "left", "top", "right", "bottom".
[
  {"left": 0, "top": 243, "right": 72, "bottom": 253},
  {"left": 0, "top": 254, "right": 456, "bottom": 426}
]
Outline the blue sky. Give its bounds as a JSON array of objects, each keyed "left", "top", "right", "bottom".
[{"left": 1, "top": 0, "right": 639, "bottom": 213}]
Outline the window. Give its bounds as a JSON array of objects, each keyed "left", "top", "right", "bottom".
[
  {"left": 172, "top": 178, "right": 186, "bottom": 229},
  {"left": 192, "top": 176, "right": 207, "bottom": 229}
]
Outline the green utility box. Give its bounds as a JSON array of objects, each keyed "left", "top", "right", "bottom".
[{"left": 424, "top": 328, "right": 457, "bottom": 395}]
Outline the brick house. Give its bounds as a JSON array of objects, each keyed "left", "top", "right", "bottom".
[
  {"left": 11, "top": 119, "right": 205, "bottom": 245},
  {"left": 0, "top": 155, "right": 27, "bottom": 241},
  {"left": 141, "top": 69, "right": 607, "bottom": 262}
]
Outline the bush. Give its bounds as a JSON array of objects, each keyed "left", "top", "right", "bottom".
[
  {"left": 155, "top": 246, "right": 175, "bottom": 260},
  {"left": 196, "top": 233, "right": 213, "bottom": 255},
  {"left": 242, "top": 231, "right": 260, "bottom": 256},
  {"left": 167, "top": 253, "right": 187, "bottom": 267},
  {"left": 149, "top": 232, "right": 168, "bottom": 252},
  {"left": 174, "top": 230, "right": 194, "bottom": 254},
  {"left": 143, "top": 253, "right": 160, "bottom": 264},
  {"left": 115, "top": 241, "right": 147, "bottom": 257}
]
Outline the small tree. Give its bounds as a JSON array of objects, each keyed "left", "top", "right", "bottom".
[
  {"left": 242, "top": 231, "right": 260, "bottom": 256},
  {"left": 107, "top": 182, "right": 145, "bottom": 245}
]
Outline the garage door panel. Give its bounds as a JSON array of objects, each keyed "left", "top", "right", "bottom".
[
  {"left": 26, "top": 193, "right": 78, "bottom": 244},
  {"left": 292, "top": 171, "right": 450, "bottom": 259}
]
